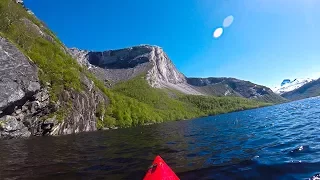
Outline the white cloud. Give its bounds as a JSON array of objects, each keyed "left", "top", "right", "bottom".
[
  {"left": 223, "top": 15, "right": 234, "bottom": 28},
  {"left": 213, "top": 28, "right": 223, "bottom": 38}
]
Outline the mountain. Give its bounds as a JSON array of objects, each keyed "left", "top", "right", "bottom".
[
  {"left": 272, "top": 77, "right": 320, "bottom": 101},
  {"left": 273, "top": 78, "right": 314, "bottom": 95},
  {"left": 0, "top": 0, "right": 281, "bottom": 139},
  {"left": 187, "top": 77, "right": 285, "bottom": 103},
  {"left": 69, "top": 46, "right": 202, "bottom": 95},
  {"left": 281, "top": 78, "right": 320, "bottom": 101},
  {"left": 69, "top": 47, "right": 284, "bottom": 103}
]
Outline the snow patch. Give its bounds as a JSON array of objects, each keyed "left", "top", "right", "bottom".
[{"left": 273, "top": 78, "right": 315, "bottom": 95}]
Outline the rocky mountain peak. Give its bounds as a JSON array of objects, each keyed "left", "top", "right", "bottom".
[
  {"left": 69, "top": 45, "right": 199, "bottom": 93},
  {"left": 146, "top": 45, "right": 187, "bottom": 88}
]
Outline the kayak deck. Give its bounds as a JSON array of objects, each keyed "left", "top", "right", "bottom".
[{"left": 143, "top": 155, "right": 180, "bottom": 180}]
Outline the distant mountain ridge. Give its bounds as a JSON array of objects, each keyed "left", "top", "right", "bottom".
[
  {"left": 281, "top": 78, "right": 320, "bottom": 101},
  {"left": 187, "top": 77, "right": 285, "bottom": 103},
  {"left": 272, "top": 77, "right": 320, "bottom": 101},
  {"left": 273, "top": 78, "right": 314, "bottom": 95},
  {"left": 70, "top": 46, "right": 285, "bottom": 103}
]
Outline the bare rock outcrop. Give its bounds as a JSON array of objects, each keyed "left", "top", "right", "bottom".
[
  {"left": 0, "top": 36, "right": 108, "bottom": 139},
  {"left": 68, "top": 48, "right": 90, "bottom": 67},
  {"left": 50, "top": 75, "right": 108, "bottom": 135},
  {"left": 0, "top": 36, "right": 40, "bottom": 116},
  {"left": 0, "top": 115, "right": 31, "bottom": 139}
]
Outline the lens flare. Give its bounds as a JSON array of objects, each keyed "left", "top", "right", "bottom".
[
  {"left": 223, "top": 15, "right": 234, "bottom": 28},
  {"left": 213, "top": 28, "right": 223, "bottom": 38}
]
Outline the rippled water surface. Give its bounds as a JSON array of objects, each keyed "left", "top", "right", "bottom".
[{"left": 1, "top": 97, "right": 320, "bottom": 179}]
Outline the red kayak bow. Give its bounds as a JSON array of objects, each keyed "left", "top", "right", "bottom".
[{"left": 143, "top": 155, "right": 180, "bottom": 180}]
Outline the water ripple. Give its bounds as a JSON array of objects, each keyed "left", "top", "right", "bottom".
[{"left": 1, "top": 97, "right": 320, "bottom": 179}]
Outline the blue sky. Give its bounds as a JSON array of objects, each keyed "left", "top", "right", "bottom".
[{"left": 25, "top": 0, "right": 320, "bottom": 88}]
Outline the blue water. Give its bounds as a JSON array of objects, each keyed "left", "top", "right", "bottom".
[{"left": 1, "top": 97, "right": 320, "bottom": 179}]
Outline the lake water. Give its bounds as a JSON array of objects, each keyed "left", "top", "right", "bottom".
[{"left": 1, "top": 97, "right": 320, "bottom": 180}]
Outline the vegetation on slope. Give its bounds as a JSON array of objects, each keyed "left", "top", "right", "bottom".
[
  {"left": 0, "top": 0, "right": 81, "bottom": 102},
  {"left": 0, "top": 0, "right": 270, "bottom": 130},
  {"left": 179, "top": 95, "right": 270, "bottom": 115},
  {"left": 85, "top": 71, "right": 163, "bottom": 128},
  {"left": 110, "top": 75, "right": 270, "bottom": 127},
  {"left": 256, "top": 94, "right": 287, "bottom": 104}
]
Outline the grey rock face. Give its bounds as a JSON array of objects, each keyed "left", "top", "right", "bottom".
[
  {"left": 0, "top": 115, "right": 31, "bottom": 139},
  {"left": 68, "top": 48, "right": 90, "bottom": 67},
  {"left": 0, "top": 36, "right": 40, "bottom": 114},
  {"left": 51, "top": 76, "right": 108, "bottom": 135},
  {"left": 87, "top": 45, "right": 153, "bottom": 69},
  {"left": 0, "top": 70, "right": 108, "bottom": 138},
  {"left": 146, "top": 46, "right": 186, "bottom": 86},
  {"left": 9, "top": 87, "right": 52, "bottom": 137}
]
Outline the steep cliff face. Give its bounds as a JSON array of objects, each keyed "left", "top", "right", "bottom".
[
  {"left": 69, "top": 45, "right": 203, "bottom": 95},
  {"left": 0, "top": 36, "right": 40, "bottom": 138},
  {"left": 0, "top": 37, "right": 40, "bottom": 114},
  {"left": 50, "top": 75, "right": 109, "bottom": 136}
]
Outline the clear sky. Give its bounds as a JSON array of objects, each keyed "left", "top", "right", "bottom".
[{"left": 24, "top": 0, "right": 320, "bottom": 88}]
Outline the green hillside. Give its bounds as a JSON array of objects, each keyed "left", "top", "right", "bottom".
[{"left": 111, "top": 75, "right": 270, "bottom": 127}]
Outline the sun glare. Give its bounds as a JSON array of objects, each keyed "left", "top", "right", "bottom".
[{"left": 213, "top": 28, "right": 223, "bottom": 38}]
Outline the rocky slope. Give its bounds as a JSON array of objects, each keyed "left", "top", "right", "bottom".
[
  {"left": 281, "top": 78, "right": 320, "bottom": 101},
  {"left": 0, "top": 36, "right": 40, "bottom": 138},
  {"left": 70, "top": 46, "right": 284, "bottom": 103},
  {"left": 0, "top": 35, "right": 108, "bottom": 139},
  {"left": 0, "top": 0, "right": 108, "bottom": 139}
]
